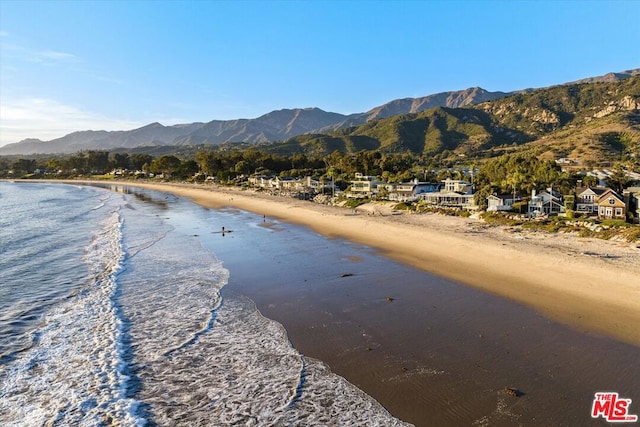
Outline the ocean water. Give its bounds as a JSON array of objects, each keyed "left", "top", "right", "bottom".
[{"left": 0, "top": 181, "right": 410, "bottom": 426}]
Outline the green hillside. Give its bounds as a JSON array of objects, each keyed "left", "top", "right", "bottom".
[
  {"left": 259, "top": 77, "right": 640, "bottom": 166},
  {"left": 273, "top": 107, "right": 519, "bottom": 157},
  {"left": 474, "top": 76, "right": 640, "bottom": 163}
]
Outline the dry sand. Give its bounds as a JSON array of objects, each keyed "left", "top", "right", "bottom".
[{"left": 71, "top": 180, "right": 640, "bottom": 347}]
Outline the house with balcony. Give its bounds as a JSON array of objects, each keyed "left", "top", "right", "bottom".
[
  {"left": 528, "top": 188, "right": 565, "bottom": 215},
  {"left": 420, "top": 179, "right": 476, "bottom": 209},
  {"left": 385, "top": 180, "right": 441, "bottom": 202},
  {"left": 249, "top": 175, "right": 327, "bottom": 195},
  {"left": 575, "top": 186, "right": 609, "bottom": 215},
  {"left": 348, "top": 173, "right": 383, "bottom": 198}
]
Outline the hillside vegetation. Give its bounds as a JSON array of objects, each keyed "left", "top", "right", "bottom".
[
  {"left": 263, "top": 77, "right": 640, "bottom": 167},
  {"left": 3, "top": 71, "right": 638, "bottom": 166}
]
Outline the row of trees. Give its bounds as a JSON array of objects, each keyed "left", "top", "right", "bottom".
[
  {"left": 1, "top": 149, "right": 634, "bottom": 206},
  {"left": 3, "top": 151, "right": 198, "bottom": 179},
  {"left": 475, "top": 153, "right": 632, "bottom": 193},
  {"left": 193, "top": 149, "right": 432, "bottom": 184},
  {"left": 2, "top": 148, "right": 468, "bottom": 185},
  {"left": 3, "top": 151, "right": 155, "bottom": 176}
]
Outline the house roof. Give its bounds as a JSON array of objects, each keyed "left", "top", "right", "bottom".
[
  {"left": 489, "top": 194, "right": 521, "bottom": 201},
  {"left": 624, "top": 186, "right": 640, "bottom": 195},
  {"left": 598, "top": 188, "right": 624, "bottom": 203},
  {"left": 576, "top": 187, "right": 609, "bottom": 197},
  {"left": 533, "top": 190, "right": 561, "bottom": 201}
]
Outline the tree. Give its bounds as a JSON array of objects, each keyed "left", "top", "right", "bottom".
[
  {"left": 196, "top": 150, "right": 222, "bottom": 176},
  {"left": 234, "top": 160, "right": 251, "bottom": 175},
  {"left": 376, "top": 185, "right": 389, "bottom": 200},
  {"left": 68, "top": 154, "right": 87, "bottom": 173},
  {"left": 150, "top": 155, "right": 181, "bottom": 177},
  {"left": 503, "top": 169, "right": 525, "bottom": 196},
  {"left": 11, "top": 158, "right": 36, "bottom": 174},
  {"left": 130, "top": 154, "right": 154, "bottom": 170},
  {"left": 46, "top": 158, "right": 65, "bottom": 172},
  {"left": 476, "top": 153, "right": 564, "bottom": 194},
  {"left": 606, "top": 166, "right": 631, "bottom": 194},
  {"left": 178, "top": 160, "right": 199, "bottom": 178},
  {"left": 582, "top": 174, "right": 597, "bottom": 187},
  {"left": 290, "top": 153, "right": 308, "bottom": 170},
  {"left": 112, "top": 153, "right": 131, "bottom": 169},
  {"left": 85, "top": 151, "right": 110, "bottom": 173}
]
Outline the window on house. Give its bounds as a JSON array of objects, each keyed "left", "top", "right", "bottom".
[{"left": 615, "top": 208, "right": 623, "bottom": 217}]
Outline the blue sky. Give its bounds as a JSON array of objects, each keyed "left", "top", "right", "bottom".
[{"left": 0, "top": 0, "right": 638, "bottom": 147}]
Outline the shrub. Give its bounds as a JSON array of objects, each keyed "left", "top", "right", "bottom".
[
  {"left": 393, "top": 202, "right": 413, "bottom": 211},
  {"left": 345, "top": 198, "right": 369, "bottom": 209}
]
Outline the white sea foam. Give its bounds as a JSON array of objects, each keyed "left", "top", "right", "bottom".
[
  {"left": 0, "top": 205, "right": 145, "bottom": 426},
  {"left": 113, "top": 192, "right": 411, "bottom": 426},
  {"left": 1, "top": 184, "right": 411, "bottom": 426}
]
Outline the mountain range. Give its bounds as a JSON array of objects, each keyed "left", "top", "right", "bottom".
[
  {"left": 273, "top": 76, "right": 638, "bottom": 163},
  {"left": 1, "top": 68, "right": 638, "bottom": 156}
]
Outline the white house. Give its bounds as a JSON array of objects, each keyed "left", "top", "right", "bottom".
[
  {"left": 420, "top": 179, "right": 476, "bottom": 209},
  {"left": 528, "top": 189, "right": 564, "bottom": 215},
  {"left": 385, "top": 180, "right": 441, "bottom": 202},
  {"left": 348, "top": 173, "right": 383, "bottom": 198},
  {"left": 575, "top": 187, "right": 608, "bottom": 215},
  {"left": 249, "top": 175, "right": 326, "bottom": 194},
  {"left": 487, "top": 194, "right": 521, "bottom": 212},
  {"left": 248, "top": 175, "right": 272, "bottom": 188}
]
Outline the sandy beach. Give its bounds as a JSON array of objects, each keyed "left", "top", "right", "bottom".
[
  {"left": 11, "top": 179, "right": 640, "bottom": 425},
  {"left": 99, "top": 180, "right": 640, "bottom": 348}
]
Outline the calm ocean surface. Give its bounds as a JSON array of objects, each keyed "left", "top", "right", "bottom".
[{"left": 0, "top": 181, "right": 409, "bottom": 426}]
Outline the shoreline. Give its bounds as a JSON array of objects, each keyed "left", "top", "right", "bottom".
[{"left": 14, "top": 179, "right": 640, "bottom": 347}]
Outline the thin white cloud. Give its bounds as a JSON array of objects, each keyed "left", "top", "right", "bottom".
[
  {"left": 25, "top": 49, "right": 79, "bottom": 65},
  {"left": 0, "top": 98, "right": 144, "bottom": 146},
  {"left": 38, "top": 50, "right": 77, "bottom": 60},
  {"left": 0, "top": 33, "right": 78, "bottom": 65},
  {"left": 94, "top": 75, "right": 124, "bottom": 85}
]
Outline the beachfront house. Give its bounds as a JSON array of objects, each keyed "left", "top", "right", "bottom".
[
  {"left": 487, "top": 194, "right": 522, "bottom": 212},
  {"left": 597, "top": 189, "right": 626, "bottom": 220},
  {"left": 528, "top": 188, "right": 564, "bottom": 215},
  {"left": 249, "top": 175, "right": 326, "bottom": 195},
  {"left": 420, "top": 179, "right": 476, "bottom": 209},
  {"left": 248, "top": 175, "right": 272, "bottom": 188},
  {"left": 575, "top": 186, "right": 609, "bottom": 215},
  {"left": 623, "top": 187, "right": 640, "bottom": 224},
  {"left": 276, "top": 176, "right": 322, "bottom": 192},
  {"left": 348, "top": 173, "right": 383, "bottom": 198},
  {"left": 385, "top": 180, "right": 441, "bottom": 202}
]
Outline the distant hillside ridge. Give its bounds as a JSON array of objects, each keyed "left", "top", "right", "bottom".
[
  {"left": 1, "top": 68, "right": 637, "bottom": 155},
  {"left": 267, "top": 76, "right": 640, "bottom": 163},
  {"left": 311, "top": 87, "right": 511, "bottom": 133},
  {"left": 0, "top": 88, "right": 513, "bottom": 155},
  {"left": 0, "top": 122, "right": 206, "bottom": 155},
  {"left": 568, "top": 68, "right": 640, "bottom": 84},
  {"left": 172, "top": 108, "right": 348, "bottom": 146}
]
